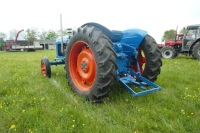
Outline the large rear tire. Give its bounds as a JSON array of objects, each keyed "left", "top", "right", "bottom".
[
  {"left": 139, "top": 35, "right": 162, "bottom": 82},
  {"left": 65, "top": 25, "right": 117, "bottom": 102},
  {"left": 192, "top": 43, "right": 200, "bottom": 60},
  {"left": 161, "top": 46, "right": 177, "bottom": 59}
]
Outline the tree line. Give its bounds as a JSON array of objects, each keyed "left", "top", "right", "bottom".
[
  {"left": 0, "top": 27, "right": 185, "bottom": 50},
  {"left": 0, "top": 28, "right": 73, "bottom": 50}
]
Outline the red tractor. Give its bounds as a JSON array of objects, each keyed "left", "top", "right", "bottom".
[{"left": 160, "top": 24, "right": 200, "bottom": 59}]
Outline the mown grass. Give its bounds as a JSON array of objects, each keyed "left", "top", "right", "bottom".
[{"left": 0, "top": 50, "right": 199, "bottom": 133}]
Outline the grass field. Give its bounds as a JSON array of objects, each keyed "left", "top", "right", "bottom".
[{"left": 0, "top": 50, "right": 200, "bottom": 133}]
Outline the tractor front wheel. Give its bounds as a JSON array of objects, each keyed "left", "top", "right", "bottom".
[
  {"left": 65, "top": 26, "right": 117, "bottom": 102},
  {"left": 41, "top": 57, "right": 51, "bottom": 78},
  {"left": 192, "top": 43, "right": 200, "bottom": 60},
  {"left": 161, "top": 46, "right": 177, "bottom": 59}
]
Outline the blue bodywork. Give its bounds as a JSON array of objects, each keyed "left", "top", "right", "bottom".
[
  {"left": 111, "top": 29, "right": 161, "bottom": 96},
  {"left": 55, "top": 35, "right": 70, "bottom": 58},
  {"left": 49, "top": 35, "right": 70, "bottom": 65},
  {"left": 51, "top": 22, "right": 161, "bottom": 96}
]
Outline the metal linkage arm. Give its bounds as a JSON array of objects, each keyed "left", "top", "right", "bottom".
[{"left": 118, "top": 70, "right": 161, "bottom": 97}]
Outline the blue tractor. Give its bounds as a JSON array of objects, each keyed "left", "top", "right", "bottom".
[{"left": 41, "top": 23, "right": 162, "bottom": 102}]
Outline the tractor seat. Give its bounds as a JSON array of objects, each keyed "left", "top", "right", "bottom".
[{"left": 111, "top": 30, "right": 122, "bottom": 42}]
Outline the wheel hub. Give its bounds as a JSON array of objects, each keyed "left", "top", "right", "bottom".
[
  {"left": 81, "top": 61, "right": 88, "bottom": 72},
  {"left": 165, "top": 51, "right": 170, "bottom": 56},
  {"left": 162, "top": 49, "right": 173, "bottom": 58},
  {"left": 164, "top": 50, "right": 172, "bottom": 56},
  {"left": 77, "top": 49, "right": 94, "bottom": 81}
]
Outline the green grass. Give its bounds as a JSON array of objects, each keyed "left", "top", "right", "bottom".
[{"left": 0, "top": 50, "right": 200, "bottom": 133}]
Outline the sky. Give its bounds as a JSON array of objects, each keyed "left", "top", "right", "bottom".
[{"left": 0, "top": 0, "right": 200, "bottom": 43}]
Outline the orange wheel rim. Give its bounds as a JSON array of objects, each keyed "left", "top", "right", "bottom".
[
  {"left": 69, "top": 41, "right": 96, "bottom": 92},
  {"left": 41, "top": 61, "right": 46, "bottom": 76}
]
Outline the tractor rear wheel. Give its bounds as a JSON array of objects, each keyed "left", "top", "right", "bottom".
[
  {"left": 41, "top": 57, "right": 51, "bottom": 78},
  {"left": 139, "top": 35, "right": 162, "bottom": 82},
  {"left": 192, "top": 43, "right": 200, "bottom": 60},
  {"left": 161, "top": 46, "right": 177, "bottom": 59},
  {"left": 65, "top": 26, "right": 117, "bottom": 102}
]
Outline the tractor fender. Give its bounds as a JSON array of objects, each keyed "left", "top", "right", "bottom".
[
  {"left": 189, "top": 38, "right": 200, "bottom": 51},
  {"left": 120, "top": 29, "right": 147, "bottom": 49},
  {"left": 81, "top": 22, "right": 147, "bottom": 49},
  {"left": 81, "top": 22, "right": 113, "bottom": 41}
]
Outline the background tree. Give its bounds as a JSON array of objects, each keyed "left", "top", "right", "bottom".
[
  {"left": 24, "top": 28, "right": 39, "bottom": 45},
  {"left": 0, "top": 32, "right": 7, "bottom": 50},
  {"left": 161, "top": 29, "right": 177, "bottom": 42},
  {"left": 38, "top": 31, "right": 47, "bottom": 40},
  {"left": 179, "top": 27, "right": 186, "bottom": 34},
  {"left": 58, "top": 28, "right": 74, "bottom": 37},
  {"left": 39, "top": 30, "right": 58, "bottom": 40},
  {"left": 8, "top": 29, "right": 18, "bottom": 40},
  {"left": 8, "top": 29, "right": 26, "bottom": 40},
  {"left": 46, "top": 30, "right": 58, "bottom": 40}
]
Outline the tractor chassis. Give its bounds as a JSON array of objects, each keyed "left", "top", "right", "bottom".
[{"left": 49, "top": 56, "right": 65, "bottom": 66}]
